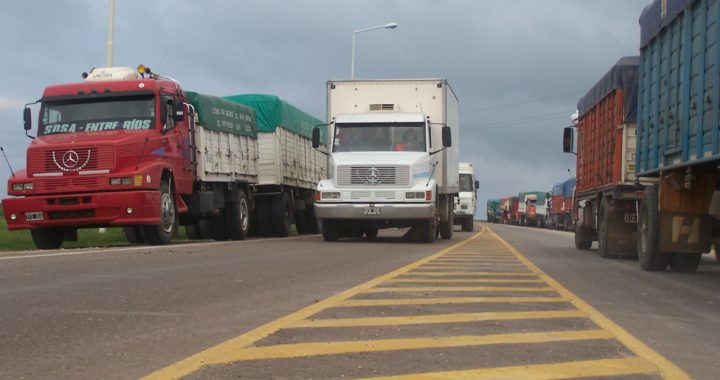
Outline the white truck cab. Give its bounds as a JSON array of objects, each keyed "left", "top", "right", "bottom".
[
  {"left": 453, "top": 162, "right": 478, "bottom": 231},
  {"left": 313, "top": 79, "right": 460, "bottom": 243}
]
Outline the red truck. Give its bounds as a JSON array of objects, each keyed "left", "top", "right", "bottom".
[
  {"left": 508, "top": 196, "right": 520, "bottom": 225},
  {"left": 563, "top": 57, "right": 646, "bottom": 257},
  {"left": 2, "top": 66, "right": 325, "bottom": 249}
]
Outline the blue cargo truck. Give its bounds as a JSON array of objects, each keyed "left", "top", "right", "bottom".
[{"left": 636, "top": 0, "right": 720, "bottom": 272}]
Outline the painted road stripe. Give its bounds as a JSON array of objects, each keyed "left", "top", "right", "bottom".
[
  {"left": 363, "top": 286, "right": 555, "bottom": 293},
  {"left": 486, "top": 228, "right": 689, "bottom": 379},
  {"left": 169, "top": 330, "right": 612, "bottom": 362},
  {"left": 418, "top": 265, "right": 526, "bottom": 270},
  {"left": 361, "top": 357, "right": 658, "bottom": 380},
  {"left": 404, "top": 271, "right": 536, "bottom": 277},
  {"left": 337, "top": 296, "right": 569, "bottom": 307},
  {"left": 429, "top": 259, "right": 521, "bottom": 263},
  {"left": 290, "top": 310, "right": 588, "bottom": 328},
  {"left": 385, "top": 278, "right": 544, "bottom": 284},
  {"left": 142, "top": 229, "right": 488, "bottom": 379}
]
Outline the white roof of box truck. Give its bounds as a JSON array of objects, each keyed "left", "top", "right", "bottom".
[
  {"left": 334, "top": 113, "right": 425, "bottom": 124},
  {"left": 459, "top": 162, "right": 474, "bottom": 175}
]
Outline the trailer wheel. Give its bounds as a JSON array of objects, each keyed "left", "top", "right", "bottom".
[
  {"left": 574, "top": 227, "right": 593, "bottom": 250},
  {"left": 597, "top": 198, "right": 611, "bottom": 258},
  {"left": 322, "top": 219, "right": 339, "bottom": 241},
  {"left": 462, "top": 217, "right": 474, "bottom": 232},
  {"left": 419, "top": 218, "right": 437, "bottom": 243},
  {"left": 143, "top": 179, "right": 177, "bottom": 245},
  {"left": 669, "top": 253, "right": 702, "bottom": 273},
  {"left": 123, "top": 226, "right": 144, "bottom": 244},
  {"left": 255, "top": 197, "right": 272, "bottom": 236},
  {"left": 638, "top": 185, "right": 670, "bottom": 271},
  {"left": 272, "top": 193, "right": 292, "bottom": 237},
  {"left": 226, "top": 189, "right": 250, "bottom": 240},
  {"left": 31, "top": 228, "right": 64, "bottom": 250}
]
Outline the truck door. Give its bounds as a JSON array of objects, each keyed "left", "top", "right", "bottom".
[{"left": 161, "top": 95, "right": 193, "bottom": 194}]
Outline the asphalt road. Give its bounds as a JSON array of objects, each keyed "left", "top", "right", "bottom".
[{"left": 0, "top": 224, "right": 717, "bottom": 379}]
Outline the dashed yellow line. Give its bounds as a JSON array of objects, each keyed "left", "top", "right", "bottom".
[
  {"left": 362, "top": 357, "right": 659, "bottom": 380},
  {"left": 404, "top": 271, "right": 536, "bottom": 277},
  {"left": 385, "top": 278, "right": 544, "bottom": 284},
  {"left": 336, "top": 296, "right": 569, "bottom": 307},
  {"left": 363, "top": 286, "right": 555, "bottom": 293},
  {"left": 290, "top": 310, "right": 588, "bottom": 328}
]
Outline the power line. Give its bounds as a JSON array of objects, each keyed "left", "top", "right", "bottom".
[
  {"left": 461, "top": 90, "right": 583, "bottom": 115},
  {"left": 462, "top": 110, "right": 572, "bottom": 131}
]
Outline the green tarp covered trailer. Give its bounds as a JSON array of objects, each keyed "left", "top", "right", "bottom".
[{"left": 185, "top": 91, "right": 257, "bottom": 138}]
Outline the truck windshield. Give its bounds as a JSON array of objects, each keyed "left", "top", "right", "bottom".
[
  {"left": 39, "top": 95, "right": 156, "bottom": 136},
  {"left": 333, "top": 122, "right": 426, "bottom": 152},
  {"left": 459, "top": 174, "right": 474, "bottom": 192}
]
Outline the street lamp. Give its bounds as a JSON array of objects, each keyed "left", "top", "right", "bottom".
[{"left": 351, "top": 22, "right": 398, "bottom": 79}]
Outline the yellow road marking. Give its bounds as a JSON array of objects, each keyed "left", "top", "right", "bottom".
[
  {"left": 290, "top": 310, "right": 587, "bottom": 328},
  {"left": 363, "top": 286, "right": 554, "bottom": 293},
  {"left": 143, "top": 229, "right": 487, "bottom": 379},
  {"left": 486, "top": 228, "right": 690, "bottom": 379},
  {"left": 429, "top": 258, "right": 520, "bottom": 263},
  {"left": 180, "top": 330, "right": 612, "bottom": 362},
  {"left": 404, "top": 271, "right": 536, "bottom": 277},
  {"left": 336, "top": 296, "right": 569, "bottom": 307},
  {"left": 362, "top": 357, "right": 659, "bottom": 380},
  {"left": 385, "top": 278, "right": 544, "bottom": 284},
  {"left": 418, "top": 265, "right": 526, "bottom": 270}
]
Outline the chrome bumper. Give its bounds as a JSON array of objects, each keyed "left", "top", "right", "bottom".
[{"left": 315, "top": 202, "right": 435, "bottom": 220}]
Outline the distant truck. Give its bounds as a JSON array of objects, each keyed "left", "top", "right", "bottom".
[
  {"left": 486, "top": 199, "right": 500, "bottom": 224},
  {"left": 454, "top": 162, "right": 479, "bottom": 231},
  {"left": 518, "top": 191, "right": 547, "bottom": 227},
  {"left": 2, "top": 66, "right": 325, "bottom": 249},
  {"left": 563, "top": 57, "right": 645, "bottom": 258},
  {"left": 548, "top": 177, "right": 575, "bottom": 230},
  {"left": 633, "top": 0, "right": 720, "bottom": 272},
  {"left": 500, "top": 197, "right": 510, "bottom": 224},
  {"left": 313, "top": 79, "right": 459, "bottom": 242},
  {"left": 508, "top": 196, "right": 520, "bottom": 225}
]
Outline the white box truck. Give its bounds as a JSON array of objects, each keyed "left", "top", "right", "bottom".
[
  {"left": 453, "top": 162, "right": 478, "bottom": 231},
  {"left": 312, "top": 79, "right": 460, "bottom": 243}
]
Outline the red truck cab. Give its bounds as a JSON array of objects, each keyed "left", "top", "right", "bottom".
[{"left": 3, "top": 66, "right": 192, "bottom": 248}]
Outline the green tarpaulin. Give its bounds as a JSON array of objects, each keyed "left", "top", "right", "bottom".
[
  {"left": 185, "top": 91, "right": 257, "bottom": 138},
  {"left": 223, "top": 94, "right": 326, "bottom": 144}
]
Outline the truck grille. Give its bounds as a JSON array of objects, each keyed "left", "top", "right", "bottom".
[
  {"left": 337, "top": 165, "right": 410, "bottom": 186},
  {"left": 28, "top": 146, "right": 115, "bottom": 174},
  {"left": 37, "top": 177, "right": 105, "bottom": 192}
]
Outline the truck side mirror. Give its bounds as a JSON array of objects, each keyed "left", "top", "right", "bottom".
[
  {"left": 475, "top": 180, "right": 479, "bottom": 189},
  {"left": 23, "top": 107, "right": 31, "bottom": 131},
  {"left": 562, "top": 127, "right": 574, "bottom": 153},
  {"left": 173, "top": 102, "right": 184, "bottom": 122},
  {"left": 442, "top": 126, "right": 452, "bottom": 147},
  {"left": 312, "top": 127, "right": 320, "bottom": 149}
]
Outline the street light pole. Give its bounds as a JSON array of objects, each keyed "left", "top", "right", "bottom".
[
  {"left": 106, "top": 0, "right": 115, "bottom": 67},
  {"left": 351, "top": 22, "right": 398, "bottom": 79}
]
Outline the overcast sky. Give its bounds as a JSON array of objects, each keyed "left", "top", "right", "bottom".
[{"left": 0, "top": 0, "right": 649, "bottom": 217}]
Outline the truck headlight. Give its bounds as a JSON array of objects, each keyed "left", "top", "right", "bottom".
[
  {"left": 321, "top": 191, "right": 341, "bottom": 200},
  {"left": 12, "top": 182, "right": 33, "bottom": 191},
  {"left": 110, "top": 177, "right": 133, "bottom": 186}
]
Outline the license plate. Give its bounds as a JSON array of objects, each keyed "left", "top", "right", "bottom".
[
  {"left": 364, "top": 207, "right": 381, "bottom": 215},
  {"left": 25, "top": 212, "right": 44, "bottom": 221},
  {"left": 624, "top": 212, "right": 638, "bottom": 223}
]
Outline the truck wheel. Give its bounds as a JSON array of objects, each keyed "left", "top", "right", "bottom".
[
  {"left": 304, "top": 206, "right": 318, "bottom": 234},
  {"left": 143, "top": 180, "right": 177, "bottom": 245},
  {"left": 185, "top": 224, "right": 199, "bottom": 240},
  {"left": 31, "top": 228, "right": 64, "bottom": 249},
  {"left": 597, "top": 198, "right": 611, "bottom": 258},
  {"left": 574, "top": 227, "right": 592, "bottom": 250},
  {"left": 638, "top": 185, "right": 670, "bottom": 271},
  {"left": 440, "top": 207, "right": 454, "bottom": 239},
  {"left": 322, "top": 219, "right": 339, "bottom": 241},
  {"left": 123, "top": 226, "right": 145, "bottom": 244},
  {"left": 462, "top": 217, "right": 474, "bottom": 232},
  {"left": 419, "top": 218, "right": 437, "bottom": 243},
  {"left": 294, "top": 212, "right": 308, "bottom": 234},
  {"left": 225, "top": 189, "right": 250, "bottom": 240},
  {"left": 272, "top": 193, "right": 292, "bottom": 237},
  {"left": 364, "top": 227, "right": 379, "bottom": 239},
  {"left": 669, "top": 253, "right": 702, "bottom": 273},
  {"left": 255, "top": 198, "right": 272, "bottom": 236}
]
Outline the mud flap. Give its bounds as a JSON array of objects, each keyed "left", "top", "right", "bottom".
[
  {"left": 605, "top": 209, "right": 638, "bottom": 256},
  {"left": 659, "top": 213, "right": 713, "bottom": 253}
]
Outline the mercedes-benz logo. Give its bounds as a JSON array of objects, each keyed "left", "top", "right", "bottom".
[
  {"left": 364, "top": 167, "right": 381, "bottom": 184},
  {"left": 62, "top": 150, "right": 80, "bottom": 168}
]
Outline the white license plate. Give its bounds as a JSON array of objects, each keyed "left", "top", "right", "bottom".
[
  {"left": 25, "top": 212, "right": 44, "bottom": 221},
  {"left": 364, "top": 207, "right": 381, "bottom": 215},
  {"left": 624, "top": 212, "right": 638, "bottom": 223}
]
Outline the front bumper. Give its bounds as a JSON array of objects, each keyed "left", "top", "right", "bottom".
[
  {"left": 315, "top": 202, "right": 435, "bottom": 220},
  {"left": 2, "top": 190, "right": 161, "bottom": 230}
]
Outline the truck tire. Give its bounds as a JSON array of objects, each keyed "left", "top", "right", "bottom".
[
  {"left": 304, "top": 206, "right": 318, "bottom": 234},
  {"left": 294, "top": 212, "right": 308, "bottom": 234},
  {"left": 322, "top": 219, "right": 339, "bottom": 241},
  {"left": 669, "top": 253, "right": 702, "bottom": 273},
  {"left": 226, "top": 189, "right": 250, "bottom": 240},
  {"left": 123, "top": 226, "right": 144, "bottom": 244},
  {"left": 574, "top": 227, "right": 593, "bottom": 250},
  {"left": 256, "top": 197, "right": 272, "bottom": 236},
  {"left": 462, "top": 217, "right": 474, "bottom": 232},
  {"left": 272, "top": 193, "right": 292, "bottom": 237},
  {"left": 638, "top": 185, "right": 670, "bottom": 271},
  {"left": 440, "top": 206, "right": 453, "bottom": 239},
  {"left": 597, "top": 198, "right": 611, "bottom": 258},
  {"left": 31, "top": 228, "right": 64, "bottom": 249},
  {"left": 142, "top": 179, "right": 177, "bottom": 245},
  {"left": 419, "top": 218, "right": 437, "bottom": 243}
]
